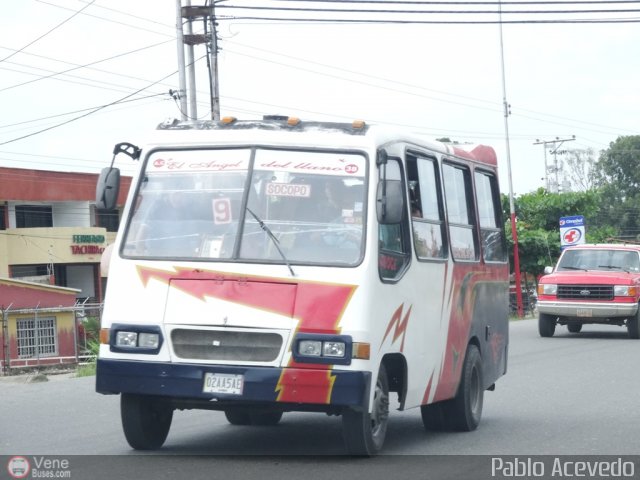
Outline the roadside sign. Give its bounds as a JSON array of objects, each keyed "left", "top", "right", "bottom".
[{"left": 559, "top": 215, "right": 585, "bottom": 248}]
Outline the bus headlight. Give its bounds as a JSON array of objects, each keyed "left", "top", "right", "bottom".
[
  {"left": 298, "top": 340, "right": 322, "bottom": 357},
  {"left": 323, "top": 341, "right": 346, "bottom": 358},
  {"left": 293, "top": 334, "right": 352, "bottom": 365},
  {"left": 110, "top": 324, "right": 163, "bottom": 354},
  {"left": 116, "top": 331, "right": 138, "bottom": 347}
]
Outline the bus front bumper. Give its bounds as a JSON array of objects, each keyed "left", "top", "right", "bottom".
[{"left": 96, "top": 359, "right": 370, "bottom": 408}]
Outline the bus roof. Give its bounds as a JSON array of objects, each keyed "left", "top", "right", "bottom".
[{"left": 145, "top": 116, "right": 498, "bottom": 167}]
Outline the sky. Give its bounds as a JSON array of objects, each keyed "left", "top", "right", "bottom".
[{"left": 1, "top": 0, "right": 639, "bottom": 196}]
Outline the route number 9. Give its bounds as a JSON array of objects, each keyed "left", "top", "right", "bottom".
[{"left": 213, "top": 198, "right": 232, "bottom": 224}]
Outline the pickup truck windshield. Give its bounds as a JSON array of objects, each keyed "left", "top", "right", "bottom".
[
  {"left": 122, "top": 148, "right": 367, "bottom": 266},
  {"left": 557, "top": 249, "right": 640, "bottom": 272}
]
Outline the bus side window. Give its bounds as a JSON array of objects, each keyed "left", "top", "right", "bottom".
[
  {"left": 443, "top": 163, "right": 479, "bottom": 261},
  {"left": 407, "top": 154, "right": 447, "bottom": 260},
  {"left": 475, "top": 170, "right": 507, "bottom": 262},
  {"left": 378, "top": 158, "right": 411, "bottom": 281}
]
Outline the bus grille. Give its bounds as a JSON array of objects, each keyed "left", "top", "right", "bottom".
[
  {"left": 557, "top": 284, "right": 614, "bottom": 301},
  {"left": 171, "top": 329, "right": 283, "bottom": 362}
]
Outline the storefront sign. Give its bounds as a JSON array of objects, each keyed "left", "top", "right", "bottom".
[
  {"left": 72, "top": 235, "right": 105, "bottom": 243},
  {"left": 71, "top": 234, "right": 106, "bottom": 255},
  {"left": 70, "top": 245, "right": 105, "bottom": 255}
]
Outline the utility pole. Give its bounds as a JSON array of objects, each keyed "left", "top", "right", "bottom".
[
  {"left": 498, "top": 1, "right": 523, "bottom": 318},
  {"left": 174, "top": 0, "right": 188, "bottom": 121},
  {"left": 184, "top": 0, "right": 198, "bottom": 120},
  {"left": 181, "top": 2, "right": 221, "bottom": 121},
  {"left": 208, "top": 7, "right": 221, "bottom": 121},
  {"left": 534, "top": 136, "right": 576, "bottom": 192}
]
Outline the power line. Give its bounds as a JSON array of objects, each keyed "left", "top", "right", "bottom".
[
  {"left": 217, "top": 4, "right": 640, "bottom": 14},
  {"left": 0, "top": 93, "right": 169, "bottom": 130},
  {"left": 0, "top": 39, "right": 174, "bottom": 94},
  {"left": 217, "top": 15, "right": 640, "bottom": 23},
  {"left": 268, "top": 0, "right": 640, "bottom": 4},
  {"left": 0, "top": 67, "right": 183, "bottom": 147},
  {"left": 35, "top": 0, "right": 175, "bottom": 39},
  {"left": 0, "top": 0, "right": 97, "bottom": 64}
]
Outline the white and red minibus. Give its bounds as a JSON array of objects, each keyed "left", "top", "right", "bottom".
[{"left": 96, "top": 116, "right": 509, "bottom": 455}]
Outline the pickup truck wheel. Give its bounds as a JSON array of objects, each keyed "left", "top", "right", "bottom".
[
  {"left": 628, "top": 310, "right": 640, "bottom": 339},
  {"left": 567, "top": 323, "right": 582, "bottom": 333},
  {"left": 538, "top": 313, "right": 556, "bottom": 337}
]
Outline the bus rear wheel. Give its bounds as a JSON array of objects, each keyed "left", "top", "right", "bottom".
[
  {"left": 446, "top": 344, "right": 484, "bottom": 432},
  {"left": 121, "top": 393, "right": 173, "bottom": 450},
  {"left": 342, "top": 364, "right": 390, "bottom": 456}
]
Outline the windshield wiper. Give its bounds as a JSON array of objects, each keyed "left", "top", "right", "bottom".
[
  {"left": 560, "top": 266, "right": 588, "bottom": 271},
  {"left": 598, "top": 264, "right": 629, "bottom": 272},
  {"left": 246, "top": 207, "right": 295, "bottom": 277}
]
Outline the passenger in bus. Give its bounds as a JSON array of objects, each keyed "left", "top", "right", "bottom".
[
  {"left": 317, "top": 179, "right": 349, "bottom": 223},
  {"left": 409, "top": 181, "right": 422, "bottom": 218}
]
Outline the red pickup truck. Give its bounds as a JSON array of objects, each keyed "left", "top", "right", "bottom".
[{"left": 537, "top": 243, "right": 640, "bottom": 339}]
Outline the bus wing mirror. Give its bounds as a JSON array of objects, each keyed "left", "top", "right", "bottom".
[
  {"left": 96, "top": 167, "right": 121, "bottom": 211},
  {"left": 376, "top": 179, "right": 404, "bottom": 224}
]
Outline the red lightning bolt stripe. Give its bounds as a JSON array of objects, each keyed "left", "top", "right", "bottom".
[
  {"left": 136, "top": 265, "right": 357, "bottom": 405},
  {"left": 381, "top": 303, "right": 412, "bottom": 352},
  {"left": 276, "top": 282, "right": 357, "bottom": 404}
]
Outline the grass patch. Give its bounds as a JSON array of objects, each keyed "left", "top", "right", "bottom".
[{"left": 76, "top": 362, "right": 96, "bottom": 377}]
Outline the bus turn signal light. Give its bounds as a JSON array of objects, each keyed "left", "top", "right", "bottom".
[
  {"left": 352, "top": 342, "right": 370, "bottom": 359},
  {"left": 100, "top": 328, "right": 110, "bottom": 345}
]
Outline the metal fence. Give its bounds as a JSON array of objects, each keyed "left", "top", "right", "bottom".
[{"left": 0, "top": 301, "right": 102, "bottom": 375}]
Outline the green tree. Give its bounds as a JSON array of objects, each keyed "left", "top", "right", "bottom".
[
  {"left": 597, "top": 136, "right": 640, "bottom": 198},
  {"left": 561, "top": 148, "right": 600, "bottom": 192},
  {"left": 595, "top": 135, "right": 640, "bottom": 240},
  {"left": 502, "top": 188, "right": 604, "bottom": 280}
]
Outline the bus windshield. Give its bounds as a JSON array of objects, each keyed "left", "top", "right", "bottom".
[{"left": 122, "top": 147, "right": 367, "bottom": 266}]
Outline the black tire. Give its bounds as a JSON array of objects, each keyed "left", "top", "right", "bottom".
[
  {"left": 538, "top": 313, "right": 556, "bottom": 337},
  {"left": 567, "top": 323, "right": 583, "bottom": 333},
  {"left": 445, "top": 344, "right": 484, "bottom": 432},
  {"left": 420, "top": 401, "right": 450, "bottom": 431},
  {"left": 250, "top": 411, "right": 283, "bottom": 426},
  {"left": 628, "top": 310, "right": 640, "bottom": 339},
  {"left": 224, "top": 408, "right": 252, "bottom": 425},
  {"left": 121, "top": 394, "right": 173, "bottom": 450},
  {"left": 342, "top": 364, "right": 390, "bottom": 456}
]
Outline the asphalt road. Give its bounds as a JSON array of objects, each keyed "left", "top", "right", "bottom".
[{"left": 1, "top": 319, "right": 638, "bottom": 478}]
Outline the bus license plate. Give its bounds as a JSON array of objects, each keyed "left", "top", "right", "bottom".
[
  {"left": 576, "top": 308, "right": 592, "bottom": 317},
  {"left": 203, "top": 373, "right": 244, "bottom": 395}
]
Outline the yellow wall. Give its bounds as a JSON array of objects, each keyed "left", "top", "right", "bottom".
[
  {"left": 7, "top": 311, "right": 75, "bottom": 338},
  {"left": 5, "top": 227, "right": 109, "bottom": 265},
  {"left": 0, "top": 234, "right": 8, "bottom": 277}
]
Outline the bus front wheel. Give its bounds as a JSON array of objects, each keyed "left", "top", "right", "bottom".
[
  {"left": 121, "top": 393, "right": 173, "bottom": 450},
  {"left": 341, "top": 364, "right": 390, "bottom": 456}
]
